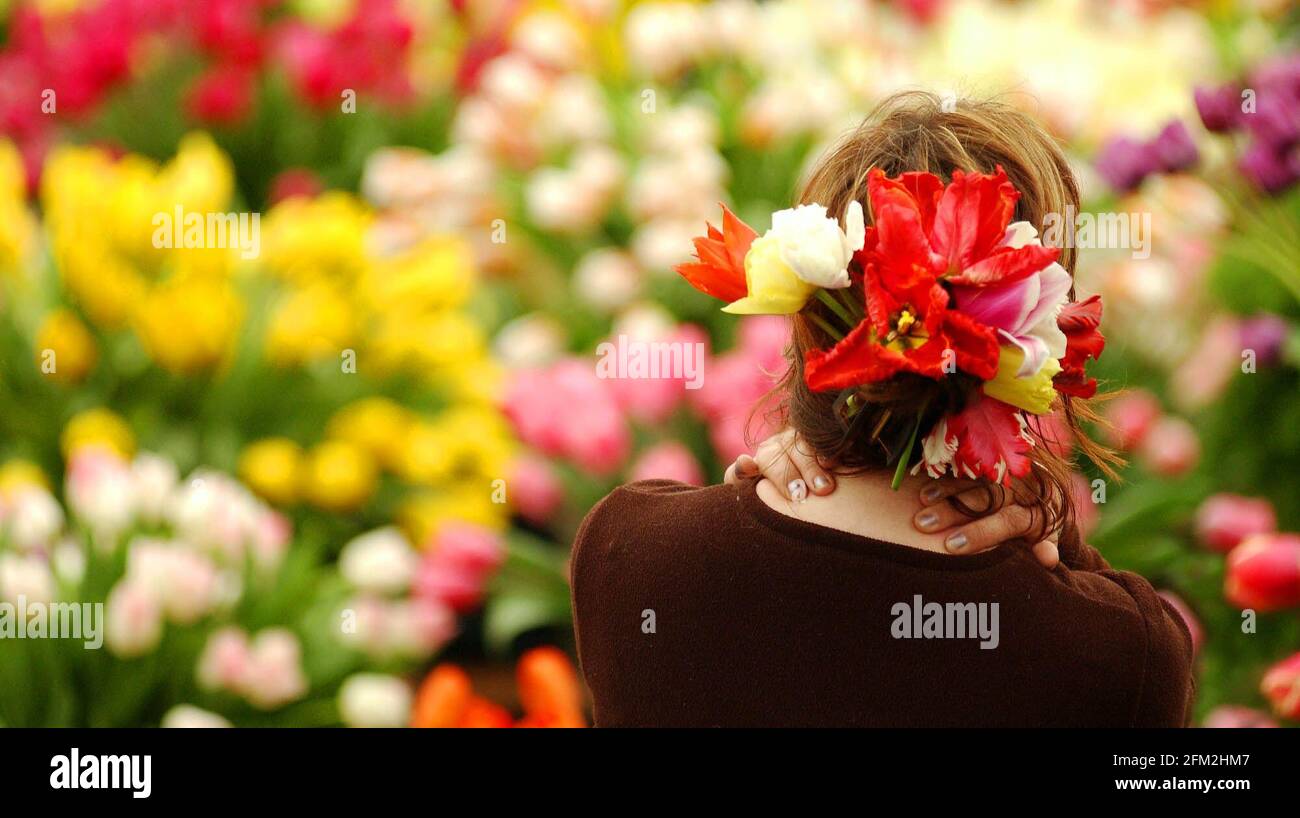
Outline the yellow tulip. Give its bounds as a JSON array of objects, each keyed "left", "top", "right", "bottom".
[
  {"left": 983, "top": 346, "right": 1062, "bottom": 416},
  {"left": 62, "top": 408, "right": 135, "bottom": 460},
  {"left": 396, "top": 420, "right": 458, "bottom": 485},
  {"left": 721, "top": 233, "right": 816, "bottom": 315},
  {"left": 326, "top": 398, "right": 414, "bottom": 471},
  {"left": 35, "top": 309, "right": 98, "bottom": 384},
  {"left": 156, "top": 132, "right": 235, "bottom": 217},
  {"left": 0, "top": 459, "right": 51, "bottom": 496},
  {"left": 363, "top": 237, "right": 477, "bottom": 315},
  {"left": 264, "top": 282, "right": 356, "bottom": 367},
  {"left": 302, "top": 440, "right": 377, "bottom": 512},
  {"left": 134, "top": 276, "right": 243, "bottom": 373},
  {"left": 261, "top": 192, "right": 370, "bottom": 283},
  {"left": 238, "top": 438, "right": 305, "bottom": 506},
  {"left": 396, "top": 486, "right": 508, "bottom": 549}
]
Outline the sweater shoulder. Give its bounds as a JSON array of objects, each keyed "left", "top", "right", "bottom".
[{"left": 572, "top": 479, "right": 737, "bottom": 567}]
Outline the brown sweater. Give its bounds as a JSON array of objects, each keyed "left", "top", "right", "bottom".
[{"left": 571, "top": 478, "right": 1194, "bottom": 727}]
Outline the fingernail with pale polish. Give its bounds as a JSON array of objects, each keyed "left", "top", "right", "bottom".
[
  {"left": 946, "top": 532, "right": 968, "bottom": 551},
  {"left": 788, "top": 479, "right": 807, "bottom": 502},
  {"left": 812, "top": 475, "right": 828, "bottom": 491},
  {"left": 916, "top": 510, "right": 939, "bottom": 531},
  {"left": 921, "top": 484, "right": 943, "bottom": 503}
]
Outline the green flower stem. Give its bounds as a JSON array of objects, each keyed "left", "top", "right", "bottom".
[
  {"left": 891, "top": 396, "right": 932, "bottom": 491},
  {"left": 815, "top": 288, "right": 857, "bottom": 331},
  {"left": 809, "top": 311, "right": 845, "bottom": 341}
]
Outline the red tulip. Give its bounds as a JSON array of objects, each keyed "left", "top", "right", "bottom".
[
  {"left": 267, "top": 168, "right": 323, "bottom": 205},
  {"left": 1224, "top": 533, "right": 1300, "bottom": 612},
  {"left": 1261, "top": 651, "right": 1300, "bottom": 720},
  {"left": 1195, "top": 494, "right": 1277, "bottom": 552},
  {"left": 185, "top": 64, "right": 254, "bottom": 126}
]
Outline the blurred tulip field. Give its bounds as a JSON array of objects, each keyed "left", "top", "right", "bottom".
[{"left": 0, "top": 0, "right": 1299, "bottom": 728}]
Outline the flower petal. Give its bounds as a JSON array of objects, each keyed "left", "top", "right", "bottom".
[
  {"left": 946, "top": 243, "right": 1059, "bottom": 287},
  {"left": 930, "top": 167, "right": 1019, "bottom": 274}
]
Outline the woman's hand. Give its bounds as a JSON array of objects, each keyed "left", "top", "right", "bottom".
[
  {"left": 912, "top": 478, "right": 1060, "bottom": 569},
  {"left": 723, "top": 428, "right": 836, "bottom": 502},
  {"left": 723, "top": 429, "right": 1060, "bottom": 568}
]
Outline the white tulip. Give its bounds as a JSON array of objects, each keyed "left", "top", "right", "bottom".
[
  {"left": 339, "top": 527, "right": 417, "bottom": 596},
  {"left": 131, "top": 454, "right": 178, "bottom": 525},
  {"left": 0, "top": 552, "right": 54, "bottom": 604},
  {"left": 767, "top": 200, "right": 865, "bottom": 289},
  {"left": 4, "top": 487, "right": 64, "bottom": 552},
  {"left": 161, "top": 705, "right": 232, "bottom": 728},
  {"left": 338, "top": 674, "right": 413, "bottom": 728}
]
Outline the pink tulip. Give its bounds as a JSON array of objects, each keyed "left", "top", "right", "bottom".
[
  {"left": 605, "top": 324, "right": 709, "bottom": 425},
  {"left": 508, "top": 455, "right": 565, "bottom": 525},
  {"left": 1102, "top": 389, "right": 1162, "bottom": 450},
  {"left": 241, "top": 628, "right": 308, "bottom": 710},
  {"left": 197, "top": 627, "right": 253, "bottom": 691},
  {"left": 1202, "top": 706, "right": 1279, "bottom": 728},
  {"left": 1139, "top": 416, "right": 1200, "bottom": 477},
  {"left": 1261, "top": 651, "right": 1300, "bottom": 720},
  {"left": 1156, "top": 590, "right": 1203, "bottom": 660},
  {"left": 709, "top": 411, "right": 780, "bottom": 465},
  {"left": 503, "top": 359, "right": 631, "bottom": 476},
  {"left": 629, "top": 442, "right": 704, "bottom": 485},
  {"left": 388, "top": 598, "right": 457, "bottom": 656},
  {"left": 415, "top": 523, "right": 505, "bottom": 613},
  {"left": 104, "top": 580, "right": 163, "bottom": 658},
  {"left": 1171, "top": 317, "right": 1241, "bottom": 411},
  {"left": 953, "top": 246, "right": 1071, "bottom": 377},
  {"left": 1195, "top": 494, "right": 1277, "bottom": 552},
  {"left": 736, "top": 316, "right": 790, "bottom": 373}
]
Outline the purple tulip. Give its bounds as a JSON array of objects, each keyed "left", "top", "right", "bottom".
[
  {"left": 1251, "top": 52, "right": 1300, "bottom": 96},
  {"left": 1244, "top": 89, "right": 1300, "bottom": 152},
  {"left": 1194, "top": 83, "right": 1242, "bottom": 133},
  {"left": 1150, "top": 120, "right": 1199, "bottom": 172},
  {"left": 1095, "top": 135, "right": 1158, "bottom": 192},
  {"left": 1238, "top": 313, "right": 1290, "bottom": 367},
  {"left": 1239, "top": 141, "right": 1300, "bottom": 194}
]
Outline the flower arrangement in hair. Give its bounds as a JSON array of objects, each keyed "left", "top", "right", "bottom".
[{"left": 676, "top": 94, "right": 1119, "bottom": 541}]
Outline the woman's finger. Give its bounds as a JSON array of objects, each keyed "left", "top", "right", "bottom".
[
  {"left": 786, "top": 437, "right": 834, "bottom": 495},
  {"left": 1031, "top": 539, "right": 1060, "bottom": 569},
  {"left": 723, "top": 454, "right": 759, "bottom": 485},
  {"left": 912, "top": 485, "right": 1009, "bottom": 534},
  {"left": 941, "top": 503, "right": 1035, "bottom": 554},
  {"left": 917, "top": 477, "right": 989, "bottom": 506},
  {"left": 754, "top": 439, "right": 805, "bottom": 501}
]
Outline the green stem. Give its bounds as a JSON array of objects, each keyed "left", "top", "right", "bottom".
[
  {"left": 890, "top": 396, "right": 932, "bottom": 490},
  {"left": 809, "top": 312, "right": 844, "bottom": 341},
  {"left": 815, "top": 288, "right": 857, "bottom": 330}
]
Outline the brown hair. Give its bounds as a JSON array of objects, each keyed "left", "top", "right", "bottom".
[{"left": 770, "top": 91, "right": 1120, "bottom": 541}]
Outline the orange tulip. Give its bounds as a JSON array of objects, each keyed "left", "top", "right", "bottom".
[
  {"left": 517, "top": 647, "right": 585, "bottom": 728},
  {"left": 459, "top": 696, "right": 514, "bottom": 728},
  {"left": 674, "top": 203, "right": 754, "bottom": 304},
  {"left": 411, "top": 664, "right": 472, "bottom": 728}
]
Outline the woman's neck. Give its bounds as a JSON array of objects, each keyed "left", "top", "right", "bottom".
[{"left": 755, "top": 469, "right": 953, "bottom": 554}]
